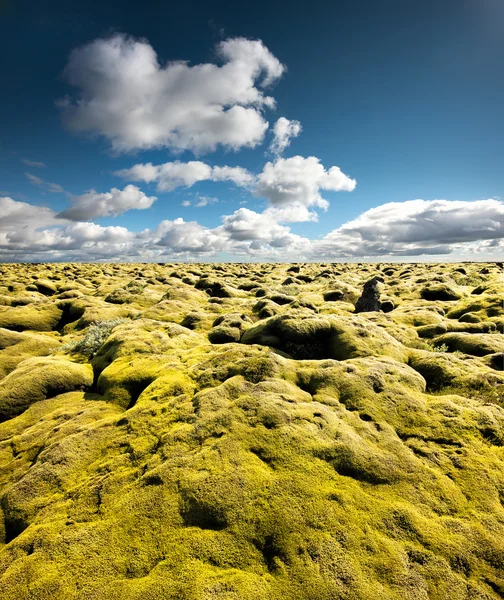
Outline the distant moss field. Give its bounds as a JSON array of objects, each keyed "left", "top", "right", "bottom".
[{"left": 0, "top": 261, "right": 503, "bottom": 600}]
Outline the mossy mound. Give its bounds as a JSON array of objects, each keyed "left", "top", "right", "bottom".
[
  {"left": 97, "top": 355, "right": 175, "bottom": 409},
  {"left": 0, "top": 304, "right": 62, "bottom": 332},
  {"left": 432, "top": 332, "right": 504, "bottom": 357},
  {"left": 34, "top": 280, "right": 58, "bottom": 296},
  {"left": 209, "top": 313, "right": 252, "bottom": 344},
  {"left": 408, "top": 349, "right": 504, "bottom": 399},
  {"left": 241, "top": 313, "right": 407, "bottom": 362},
  {"left": 420, "top": 283, "right": 461, "bottom": 301},
  {"left": 0, "top": 357, "right": 93, "bottom": 420},
  {"left": 0, "top": 329, "right": 60, "bottom": 380},
  {"left": 0, "top": 262, "right": 502, "bottom": 599}
]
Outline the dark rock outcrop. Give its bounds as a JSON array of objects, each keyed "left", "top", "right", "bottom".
[{"left": 354, "top": 277, "right": 382, "bottom": 313}]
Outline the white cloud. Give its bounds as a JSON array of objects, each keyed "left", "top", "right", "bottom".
[
  {"left": 117, "top": 155, "right": 356, "bottom": 224},
  {"left": 21, "top": 159, "right": 46, "bottom": 168},
  {"left": 195, "top": 196, "right": 219, "bottom": 207},
  {"left": 59, "top": 34, "right": 285, "bottom": 154},
  {"left": 211, "top": 166, "right": 254, "bottom": 187},
  {"left": 316, "top": 199, "right": 504, "bottom": 257},
  {"left": 115, "top": 161, "right": 253, "bottom": 192},
  {"left": 269, "top": 117, "right": 302, "bottom": 155},
  {"left": 116, "top": 155, "right": 355, "bottom": 225},
  {"left": 115, "top": 162, "right": 160, "bottom": 184},
  {"left": 25, "top": 172, "right": 69, "bottom": 196},
  {"left": 0, "top": 196, "right": 64, "bottom": 248},
  {"left": 180, "top": 195, "right": 219, "bottom": 208},
  {"left": 0, "top": 196, "right": 135, "bottom": 261},
  {"left": 219, "top": 207, "right": 309, "bottom": 250},
  {"left": 149, "top": 218, "right": 227, "bottom": 254},
  {"left": 1, "top": 196, "right": 502, "bottom": 262},
  {"left": 255, "top": 156, "right": 356, "bottom": 222},
  {"left": 57, "top": 185, "right": 157, "bottom": 221}
]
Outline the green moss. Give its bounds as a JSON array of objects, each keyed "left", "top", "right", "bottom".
[
  {"left": 0, "top": 357, "right": 93, "bottom": 420},
  {"left": 0, "top": 304, "right": 62, "bottom": 332},
  {"left": 0, "top": 329, "right": 60, "bottom": 380},
  {"left": 97, "top": 355, "right": 174, "bottom": 409},
  {"left": 241, "top": 313, "right": 408, "bottom": 362},
  {"left": 0, "top": 262, "right": 503, "bottom": 599},
  {"left": 420, "top": 284, "right": 461, "bottom": 301},
  {"left": 432, "top": 332, "right": 504, "bottom": 357}
]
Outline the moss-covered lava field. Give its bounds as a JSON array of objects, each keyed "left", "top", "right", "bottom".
[{"left": 0, "top": 261, "right": 503, "bottom": 599}]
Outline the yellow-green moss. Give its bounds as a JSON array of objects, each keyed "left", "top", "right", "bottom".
[
  {"left": 0, "top": 357, "right": 93, "bottom": 420},
  {"left": 0, "top": 262, "right": 502, "bottom": 600}
]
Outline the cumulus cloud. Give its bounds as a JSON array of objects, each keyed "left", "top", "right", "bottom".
[
  {"left": 7, "top": 221, "right": 134, "bottom": 249},
  {"left": 21, "top": 159, "right": 46, "bottom": 168},
  {"left": 59, "top": 34, "right": 285, "bottom": 154},
  {"left": 57, "top": 185, "right": 157, "bottom": 221},
  {"left": 316, "top": 199, "right": 504, "bottom": 257},
  {"left": 25, "top": 173, "right": 69, "bottom": 196},
  {"left": 147, "top": 218, "right": 228, "bottom": 254},
  {"left": 115, "top": 161, "right": 254, "bottom": 192},
  {"left": 116, "top": 155, "right": 354, "bottom": 224},
  {"left": 0, "top": 196, "right": 64, "bottom": 248},
  {"left": 219, "top": 207, "right": 310, "bottom": 252},
  {"left": 0, "top": 196, "right": 134, "bottom": 261},
  {"left": 2, "top": 195, "right": 502, "bottom": 262},
  {"left": 269, "top": 117, "right": 302, "bottom": 155},
  {"left": 255, "top": 156, "right": 356, "bottom": 222}
]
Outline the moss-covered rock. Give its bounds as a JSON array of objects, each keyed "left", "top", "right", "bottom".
[
  {"left": 241, "top": 313, "right": 407, "bottom": 362},
  {"left": 420, "top": 284, "right": 461, "bottom": 301},
  {"left": 97, "top": 355, "right": 173, "bottom": 409},
  {"left": 0, "top": 328, "right": 60, "bottom": 379},
  {"left": 0, "top": 262, "right": 503, "bottom": 599},
  {"left": 416, "top": 323, "right": 448, "bottom": 338},
  {"left": 34, "top": 279, "right": 58, "bottom": 296},
  {"left": 0, "top": 303, "right": 62, "bottom": 332},
  {"left": 432, "top": 332, "right": 504, "bottom": 356},
  {"left": 0, "top": 357, "right": 93, "bottom": 420},
  {"left": 209, "top": 313, "right": 252, "bottom": 344}
]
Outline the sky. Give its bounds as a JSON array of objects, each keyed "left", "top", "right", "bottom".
[{"left": 0, "top": 0, "right": 503, "bottom": 262}]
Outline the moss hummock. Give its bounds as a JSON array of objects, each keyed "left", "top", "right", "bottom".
[{"left": 0, "top": 261, "right": 502, "bottom": 600}]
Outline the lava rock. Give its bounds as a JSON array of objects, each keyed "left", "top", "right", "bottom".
[{"left": 354, "top": 277, "right": 382, "bottom": 313}]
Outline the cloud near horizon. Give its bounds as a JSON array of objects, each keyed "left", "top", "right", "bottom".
[{"left": 1, "top": 195, "right": 502, "bottom": 262}]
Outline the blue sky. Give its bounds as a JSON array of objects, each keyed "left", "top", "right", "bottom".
[{"left": 0, "top": 0, "right": 503, "bottom": 261}]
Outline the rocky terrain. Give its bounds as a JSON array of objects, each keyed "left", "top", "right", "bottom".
[{"left": 0, "top": 261, "right": 503, "bottom": 600}]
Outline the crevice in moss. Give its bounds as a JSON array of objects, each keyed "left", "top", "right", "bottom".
[
  {"left": 179, "top": 492, "right": 227, "bottom": 530},
  {"left": 250, "top": 447, "right": 275, "bottom": 467},
  {"left": 1, "top": 497, "right": 28, "bottom": 544},
  {"left": 253, "top": 535, "right": 285, "bottom": 573},
  {"left": 55, "top": 303, "right": 85, "bottom": 332},
  {"left": 397, "top": 432, "right": 463, "bottom": 448}
]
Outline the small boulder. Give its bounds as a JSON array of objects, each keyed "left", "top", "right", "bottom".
[
  {"left": 355, "top": 277, "right": 382, "bottom": 313},
  {"left": 323, "top": 290, "right": 345, "bottom": 302},
  {"left": 380, "top": 300, "right": 395, "bottom": 313},
  {"left": 208, "top": 313, "right": 251, "bottom": 345},
  {"left": 420, "top": 284, "right": 460, "bottom": 301}
]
